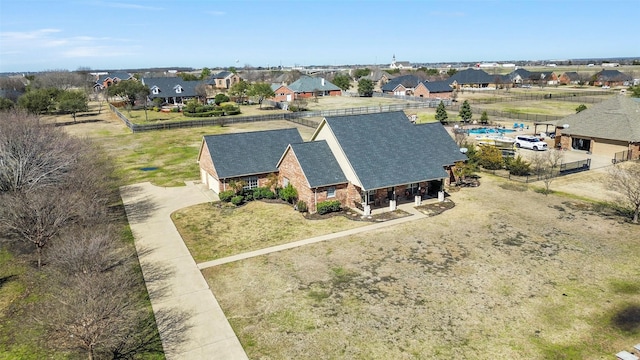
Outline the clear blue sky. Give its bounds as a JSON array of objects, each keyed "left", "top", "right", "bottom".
[{"left": 1, "top": 0, "right": 638, "bottom": 72}]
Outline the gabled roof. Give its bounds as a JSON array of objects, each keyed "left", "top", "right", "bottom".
[
  {"left": 595, "top": 69, "right": 632, "bottom": 81},
  {"left": 557, "top": 95, "right": 640, "bottom": 142},
  {"left": 210, "top": 71, "right": 234, "bottom": 79},
  {"left": 282, "top": 141, "right": 347, "bottom": 188},
  {"left": 508, "top": 68, "right": 532, "bottom": 80},
  {"left": 419, "top": 80, "right": 453, "bottom": 93},
  {"left": 562, "top": 71, "right": 580, "bottom": 80},
  {"left": 142, "top": 77, "right": 203, "bottom": 98},
  {"left": 363, "top": 69, "right": 389, "bottom": 82},
  {"left": 447, "top": 68, "right": 495, "bottom": 85},
  {"left": 381, "top": 74, "right": 421, "bottom": 92},
  {"left": 315, "top": 111, "right": 466, "bottom": 190},
  {"left": 98, "top": 72, "right": 133, "bottom": 83},
  {"left": 287, "top": 76, "right": 340, "bottom": 92},
  {"left": 202, "top": 128, "right": 303, "bottom": 178}
]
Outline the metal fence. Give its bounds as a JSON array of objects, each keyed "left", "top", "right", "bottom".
[
  {"left": 110, "top": 100, "right": 440, "bottom": 133},
  {"left": 481, "top": 158, "right": 591, "bottom": 183}
]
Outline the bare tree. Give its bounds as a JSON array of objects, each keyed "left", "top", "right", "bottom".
[
  {"left": 608, "top": 162, "right": 640, "bottom": 223},
  {"left": 530, "top": 150, "right": 564, "bottom": 194},
  {"left": 0, "top": 189, "right": 80, "bottom": 267},
  {"left": 31, "top": 70, "right": 86, "bottom": 91},
  {"left": 0, "top": 110, "right": 81, "bottom": 192}
]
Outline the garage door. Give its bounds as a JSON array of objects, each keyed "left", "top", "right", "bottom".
[
  {"left": 207, "top": 174, "right": 220, "bottom": 193},
  {"left": 591, "top": 138, "right": 628, "bottom": 157}
]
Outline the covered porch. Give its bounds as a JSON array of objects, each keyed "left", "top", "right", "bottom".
[{"left": 353, "top": 179, "right": 446, "bottom": 216}]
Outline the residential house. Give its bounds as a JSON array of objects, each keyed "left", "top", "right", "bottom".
[
  {"left": 380, "top": 74, "right": 422, "bottom": 95},
  {"left": 413, "top": 80, "right": 453, "bottom": 99},
  {"left": 142, "top": 77, "right": 204, "bottom": 105},
  {"left": 361, "top": 68, "right": 392, "bottom": 91},
  {"left": 447, "top": 68, "right": 500, "bottom": 89},
  {"left": 207, "top": 71, "right": 242, "bottom": 90},
  {"left": 198, "top": 128, "right": 303, "bottom": 193},
  {"left": 593, "top": 70, "right": 633, "bottom": 87},
  {"left": 554, "top": 96, "right": 640, "bottom": 160},
  {"left": 94, "top": 72, "right": 134, "bottom": 90},
  {"left": 278, "top": 111, "right": 467, "bottom": 213},
  {"left": 507, "top": 69, "right": 557, "bottom": 86},
  {"left": 559, "top": 71, "right": 582, "bottom": 85},
  {"left": 272, "top": 76, "right": 341, "bottom": 102},
  {"left": 198, "top": 111, "right": 467, "bottom": 214}
]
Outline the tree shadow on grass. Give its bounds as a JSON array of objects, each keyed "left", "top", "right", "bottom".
[{"left": 611, "top": 304, "right": 640, "bottom": 333}]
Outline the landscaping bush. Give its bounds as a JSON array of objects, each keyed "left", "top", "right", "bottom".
[
  {"left": 219, "top": 190, "right": 235, "bottom": 202},
  {"left": 279, "top": 184, "right": 298, "bottom": 204},
  {"left": 317, "top": 200, "right": 341, "bottom": 215},
  {"left": 231, "top": 195, "right": 244, "bottom": 206},
  {"left": 253, "top": 187, "right": 276, "bottom": 200},
  {"left": 296, "top": 200, "right": 308, "bottom": 213},
  {"left": 505, "top": 155, "right": 531, "bottom": 176},
  {"left": 478, "top": 145, "right": 504, "bottom": 170}
]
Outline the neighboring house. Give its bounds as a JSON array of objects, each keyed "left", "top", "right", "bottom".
[
  {"left": 94, "top": 72, "right": 134, "bottom": 90},
  {"left": 593, "top": 70, "right": 633, "bottom": 87},
  {"left": 273, "top": 76, "right": 341, "bottom": 102},
  {"left": 413, "top": 80, "right": 453, "bottom": 99},
  {"left": 554, "top": 96, "right": 640, "bottom": 160},
  {"left": 380, "top": 74, "right": 422, "bottom": 95},
  {"left": 559, "top": 71, "right": 582, "bottom": 85},
  {"left": 198, "top": 128, "right": 303, "bottom": 193},
  {"left": 507, "top": 69, "right": 556, "bottom": 86},
  {"left": 278, "top": 111, "right": 467, "bottom": 213},
  {"left": 142, "top": 77, "right": 204, "bottom": 105},
  {"left": 390, "top": 55, "right": 412, "bottom": 70},
  {"left": 361, "top": 68, "right": 392, "bottom": 90},
  {"left": 447, "top": 68, "right": 498, "bottom": 89},
  {"left": 207, "top": 71, "right": 242, "bottom": 90}
]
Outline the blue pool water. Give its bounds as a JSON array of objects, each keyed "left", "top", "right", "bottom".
[{"left": 468, "top": 127, "right": 515, "bottom": 135}]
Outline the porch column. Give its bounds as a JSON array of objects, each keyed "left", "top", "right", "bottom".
[
  {"left": 438, "top": 181, "right": 445, "bottom": 202},
  {"left": 415, "top": 195, "right": 422, "bottom": 206},
  {"left": 389, "top": 190, "right": 397, "bottom": 211},
  {"left": 363, "top": 191, "right": 371, "bottom": 216}
]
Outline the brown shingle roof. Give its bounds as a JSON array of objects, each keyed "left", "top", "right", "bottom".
[{"left": 558, "top": 96, "right": 640, "bottom": 142}]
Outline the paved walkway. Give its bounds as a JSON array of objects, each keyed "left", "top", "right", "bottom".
[
  {"left": 197, "top": 203, "right": 426, "bottom": 269},
  {"left": 122, "top": 182, "right": 433, "bottom": 359},
  {"left": 120, "top": 181, "right": 248, "bottom": 360}
]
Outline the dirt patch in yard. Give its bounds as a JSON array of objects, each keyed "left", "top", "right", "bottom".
[{"left": 203, "top": 175, "right": 639, "bottom": 359}]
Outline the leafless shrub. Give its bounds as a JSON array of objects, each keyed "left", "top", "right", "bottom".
[{"left": 608, "top": 162, "right": 640, "bottom": 223}]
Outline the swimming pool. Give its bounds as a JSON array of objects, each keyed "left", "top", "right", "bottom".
[{"left": 467, "top": 127, "right": 515, "bottom": 135}]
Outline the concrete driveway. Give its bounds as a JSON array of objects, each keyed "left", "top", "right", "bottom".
[{"left": 120, "top": 181, "right": 248, "bottom": 360}]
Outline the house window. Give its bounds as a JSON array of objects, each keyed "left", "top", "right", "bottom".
[
  {"left": 327, "top": 186, "right": 336, "bottom": 198},
  {"left": 283, "top": 177, "right": 290, "bottom": 187},
  {"left": 152, "top": 88, "right": 159, "bottom": 94},
  {"left": 242, "top": 176, "right": 258, "bottom": 190},
  {"left": 409, "top": 183, "right": 419, "bottom": 195},
  {"left": 175, "top": 87, "right": 182, "bottom": 93}
]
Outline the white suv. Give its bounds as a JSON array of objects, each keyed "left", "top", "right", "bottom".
[{"left": 515, "top": 135, "right": 547, "bottom": 151}]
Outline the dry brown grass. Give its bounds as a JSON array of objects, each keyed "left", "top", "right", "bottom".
[
  {"left": 173, "top": 201, "right": 369, "bottom": 262},
  {"left": 202, "top": 175, "right": 640, "bottom": 359}
]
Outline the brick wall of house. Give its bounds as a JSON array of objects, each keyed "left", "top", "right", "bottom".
[
  {"left": 559, "top": 135, "right": 572, "bottom": 150},
  {"left": 274, "top": 87, "right": 294, "bottom": 102},
  {"left": 278, "top": 149, "right": 313, "bottom": 207},
  {"left": 198, "top": 142, "right": 220, "bottom": 192},
  {"left": 277, "top": 149, "right": 349, "bottom": 213},
  {"left": 630, "top": 142, "right": 640, "bottom": 160}
]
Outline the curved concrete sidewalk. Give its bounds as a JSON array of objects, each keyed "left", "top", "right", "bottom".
[{"left": 120, "top": 181, "right": 248, "bottom": 360}]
